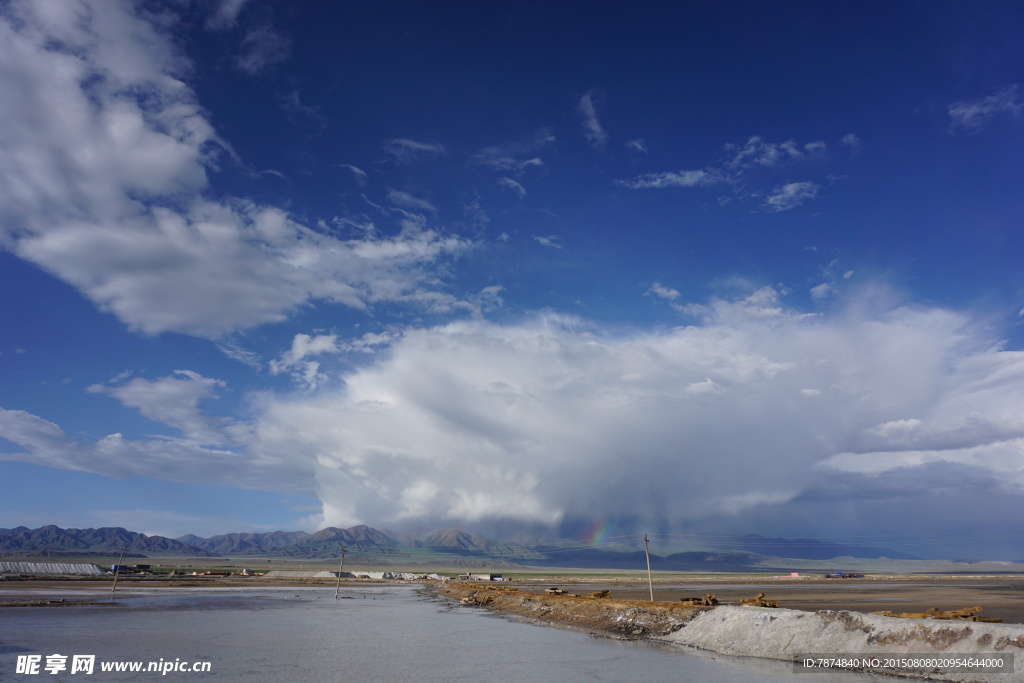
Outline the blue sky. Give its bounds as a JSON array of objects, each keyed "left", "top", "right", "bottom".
[{"left": 1, "top": 0, "right": 1024, "bottom": 558}]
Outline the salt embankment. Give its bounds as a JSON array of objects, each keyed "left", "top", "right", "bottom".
[
  {"left": 659, "top": 606, "right": 1024, "bottom": 682},
  {"left": 0, "top": 562, "right": 106, "bottom": 575}
]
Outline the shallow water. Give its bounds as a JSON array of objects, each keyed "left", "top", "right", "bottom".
[{"left": 0, "top": 585, "right": 888, "bottom": 682}]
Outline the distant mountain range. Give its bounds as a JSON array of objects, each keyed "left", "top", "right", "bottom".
[
  {"left": 178, "top": 531, "right": 309, "bottom": 555},
  {"left": 0, "top": 525, "right": 921, "bottom": 568},
  {"left": 0, "top": 525, "right": 203, "bottom": 557}
]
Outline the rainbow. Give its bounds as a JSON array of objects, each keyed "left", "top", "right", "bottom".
[{"left": 583, "top": 519, "right": 610, "bottom": 547}]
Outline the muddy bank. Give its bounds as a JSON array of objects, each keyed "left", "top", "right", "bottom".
[{"left": 0, "top": 599, "right": 115, "bottom": 608}]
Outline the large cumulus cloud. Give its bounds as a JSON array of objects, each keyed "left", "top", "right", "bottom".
[
  {"left": 3, "top": 287, "right": 1023, "bottom": 552},
  {"left": 279, "top": 289, "right": 1024, "bottom": 534}
]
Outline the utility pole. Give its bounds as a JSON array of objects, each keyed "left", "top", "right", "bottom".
[
  {"left": 110, "top": 546, "right": 126, "bottom": 604},
  {"left": 643, "top": 534, "right": 654, "bottom": 602},
  {"left": 334, "top": 547, "right": 348, "bottom": 600}
]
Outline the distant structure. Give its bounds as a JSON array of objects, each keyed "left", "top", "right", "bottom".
[
  {"left": 457, "top": 573, "right": 504, "bottom": 581},
  {"left": 261, "top": 570, "right": 441, "bottom": 580},
  {"left": 0, "top": 562, "right": 106, "bottom": 576}
]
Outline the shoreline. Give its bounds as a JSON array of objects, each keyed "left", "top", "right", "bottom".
[
  {"left": 431, "top": 581, "right": 1024, "bottom": 682},
  {"left": 431, "top": 580, "right": 709, "bottom": 638},
  {"left": 5, "top": 574, "right": 1024, "bottom": 680}
]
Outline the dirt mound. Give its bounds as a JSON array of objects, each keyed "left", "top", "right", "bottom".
[{"left": 433, "top": 581, "right": 709, "bottom": 637}]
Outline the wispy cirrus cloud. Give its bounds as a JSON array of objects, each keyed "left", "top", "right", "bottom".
[
  {"left": 724, "top": 136, "right": 823, "bottom": 169},
  {"left": 840, "top": 133, "right": 862, "bottom": 152},
  {"left": 625, "top": 138, "right": 648, "bottom": 160},
  {"left": 205, "top": 0, "right": 254, "bottom": 30},
  {"left": 235, "top": 23, "right": 290, "bottom": 74},
  {"left": 948, "top": 84, "right": 1022, "bottom": 132},
  {"left": 473, "top": 129, "right": 554, "bottom": 174},
  {"left": 617, "top": 134, "right": 834, "bottom": 212},
  {"left": 616, "top": 169, "right": 728, "bottom": 190},
  {"left": 533, "top": 235, "right": 564, "bottom": 249},
  {"left": 764, "top": 181, "right": 820, "bottom": 212},
  {"left": 577, "top": 89, "right": 608, "bottom": 150},
  {"left": 476, "top": 156, "right": 544, "bottom": 174},
  {"left": 383, "top": 138, "right": 446, "bottom": 165},
  {"left": 496, "top": 177, "right": 527, "bottom": 198},
  {"left": 387, "top": 189, "right": 438, "bottom": 214},
  {"left": 279, "top": 89, "right": 326, "bottom": 129},
  {"left": 335, "top": 163, "right": 368, "bottom": 185}
]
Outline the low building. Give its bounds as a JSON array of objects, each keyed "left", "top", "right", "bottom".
[{"left": 457, "top": 573, "right": 503, "bottom": 581}]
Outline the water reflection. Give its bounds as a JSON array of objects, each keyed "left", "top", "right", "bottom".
[{"left": 0, "top": 585, "right": 888, "bottom": 682}]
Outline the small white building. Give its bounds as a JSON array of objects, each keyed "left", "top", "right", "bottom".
[{"left": 457, "top": 573, "right": 503, "bottom": 581}]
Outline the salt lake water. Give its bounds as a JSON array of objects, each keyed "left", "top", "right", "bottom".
[{"left": 0, "top": 584, "right": 888, "bottom": 682}]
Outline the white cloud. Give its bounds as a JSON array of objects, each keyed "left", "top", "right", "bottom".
[
  {"left": 235, "top": 23, "right": 290, "bottom": 74},
  {"left": 685, "top": 377, "right": 721, "bottom": 394},
  {"left": 617, "top": 169, "right": 727, "bottom": 190},
  {"left": 270, "top": 329, "right": 396, "bottom": 371},
  {"left": 270, "top": 333, "right": 340, "bottom": 374},
  {"left": 496, "top": 177, "right": 527, "bottom": 198},
  {"left": 259, "top": 293, "right": 1024, "bottom": 531},
  {"left": 260, "top": 169, "right": 289, "bottom": 183},
  {"left": 648, "top": 282, "right": 681, "bottom": 301},
  {"left": 269, "top": 331, "right": 401, "bottom": 391},
  {"left": 336, "top": 164, "right": 368, "bottom": 185},
  {"left": 473, "top": 129, "right": 553, "bottom": 174},
  {"left": 279, "top": 89, "right": 325, "bottom": 128},
  {"left": 0, "top": 406, "right": 308, "bottom": 493},
  {"left": 13, "top": 201, "right": 470, "bottom": 337},
  {"left": 387, "top": 189, "right": 437, "bottom": 214},
  {"left": 533, "top": 235, "right": 564, "bottom": 249},
  {"left": 841, "top": 133, "right": 862, "bottom": 151},
  {"left": 4, "top": 288, "right": 1024, "bottom": 539},
  {"left": 205, "top": 0, "right": 253, "bottom": 30},
  {"left": 382, "top": 138, "right": 446, "bottom": 165},
  {"left": 476, "top": 156, "right": 543, "bottom": 174},
  {"left": 948, "top": 84, "right": 1022, "bottom": 132},
  {"left": 577, "top": 89, "right": 608, "bottom": 150},
  {"left": 810, "top": 283, "right": 833, "bottom": 301},
  {"left": 87, "top": 370, "right": 237, "bottom": 446},
  {"left": 216, "top": 341, "right": 262, "bottom": 368},
  {"left": 625, "top": 138, "right": 648, "bottom": 156},
  {"left": 724, "top": 135, "right": 826, "bottom": 170},
  {"left": 764, "top": 181, "right": 820, "bottom": 212},
  {"left": 0, "top": 2, "right": 473, "bottom": 338},
  {"left": 617, "top": 134, "right": 828, "bottom": 202}
]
